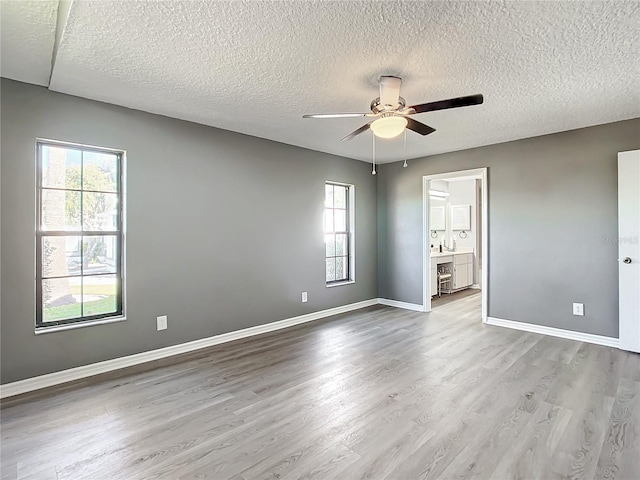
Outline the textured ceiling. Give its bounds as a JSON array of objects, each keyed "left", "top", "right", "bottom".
[
  {"left": 3, "top": 1, "right": 640, "bottom": 163},
  {"left": 0, "top": 0, "right": 58, "bottom": 86}
]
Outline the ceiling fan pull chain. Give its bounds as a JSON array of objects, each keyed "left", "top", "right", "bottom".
[
  {"left": 372, "top": 133, "right": 376, "bottom": 175},
  {"left": 403, "top": 129, "right": 408, "bottom": 168}
]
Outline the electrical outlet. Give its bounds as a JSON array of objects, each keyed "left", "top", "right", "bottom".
[
  {"left": 157, "top": 315, "right": 168, "bottom": 330},
  {"left": 572, "top": 303, "right": 584, "bottom": 316},
  {"left": 301, "top": 292, "right": 308, "bottom": 303}
]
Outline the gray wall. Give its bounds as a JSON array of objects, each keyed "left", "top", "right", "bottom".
[
  {"left": 378, "top": 118, "right": 639, "bottom": 338},
  {"left": 0, "top": 79, "right": 377, "bottom": 383}
]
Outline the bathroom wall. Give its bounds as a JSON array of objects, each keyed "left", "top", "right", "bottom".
[
  {"left": 447, "top": 179, "right": 477, "bottom": 252},
  {"left": 428, "top": 180, "right": 448, "bottom": 248},
  {"left": 447, "top": 179, "right": 479, "bottom": 284},
  {"left": 429, "top": 179, "right": 477, "bottom": 252}
]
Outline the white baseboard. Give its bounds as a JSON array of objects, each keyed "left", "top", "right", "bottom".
[
  {"left": 486, "top": 317, "right": 619, "bottom": 348},
  {"left": 378, "top": 298, "right": 425, "bottom": 312},
  {"left": 6, "top": 303, "right": 621, "bottom": 399},
  {"left": 0, "top": 298, "right": 379, "bottom": 399}
]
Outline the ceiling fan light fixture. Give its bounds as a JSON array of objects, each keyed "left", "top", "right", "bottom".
[{"left": 370, "top": 116, "right": 407, "bottom": 139}]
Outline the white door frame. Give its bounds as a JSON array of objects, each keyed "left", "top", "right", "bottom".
[
  {"left": 618, "top": 150, "right": 640, "bottom": 352},
  {"left": 422, "top": 168, "right": 488, "bottom": 322}
]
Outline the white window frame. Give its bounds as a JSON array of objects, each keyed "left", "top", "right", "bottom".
[
  {"left": 35, "top": 139, "right": 126, "bottom": 331},
  {"left": 324, "top": 181, "right": 355, "bottom": 287}
]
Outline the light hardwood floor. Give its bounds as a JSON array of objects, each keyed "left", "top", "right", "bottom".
[
  {"left": 1, "top": 292, "right": 639, "bottom": 479},
  {"left": 431, "top": 287, "right": 479, "bottom": 308}
]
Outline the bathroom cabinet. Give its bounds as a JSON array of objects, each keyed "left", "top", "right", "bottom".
[
  {"left": 453, "top": 253, "right": 474, "bottom": 289},
  {"left": 431, "top": 252, "right": 474, "bottom": 297}
]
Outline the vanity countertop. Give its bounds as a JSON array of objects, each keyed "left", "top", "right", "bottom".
[{"left": 430, "top": 249, "right": 473, "bottom": 258}]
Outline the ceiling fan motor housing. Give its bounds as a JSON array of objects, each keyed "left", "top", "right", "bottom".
[{"left": 371, "top": 96, "right": 406, "bottom": 114}]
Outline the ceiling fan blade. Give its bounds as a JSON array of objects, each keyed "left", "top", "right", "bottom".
[
  {"left": 409, "top": 94, "right": 483, "bottom": 114},
  {"left": 341, "top": 122, "right": 372, "bottom": 141},
  {"left": 406, "top": 118, "right": 436, "bottom": 136},
  {"left": 303, "top": 113, "right": 369, "bottom": 119},
  {"left": 379, "top": 76, "right": 402, "bottom": 108}
]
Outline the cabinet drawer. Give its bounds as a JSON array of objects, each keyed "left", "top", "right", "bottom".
[{"left": 454, "top": 253, "right": 472, "bottom": 266}]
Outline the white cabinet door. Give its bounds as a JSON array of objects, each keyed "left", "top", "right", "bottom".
[
  {"left": 454, "top": 265, "right": 468, "bottom": 289},
  {"left": 453, "top": 254, "right": 474, "bottom": 289}
]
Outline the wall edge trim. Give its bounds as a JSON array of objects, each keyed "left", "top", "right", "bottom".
[
  {"left": 3, "top": 307, "right": 622, "bottom": 399},
  {"left": 0, "top": 298, "right": 379, "bottom": 399},
  {"left": 378, "top": 298, "right": 425, "bottom": 312},
  {"left": 486, "top": 316, "right": 619, "bottom": 348}
]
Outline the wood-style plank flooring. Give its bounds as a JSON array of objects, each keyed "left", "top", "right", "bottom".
[
  {"left": 431, "top": 287, "right": 479, "bottom": 308},
  {"left": 2, "top": 292, "right": 639, "bottom": 479}
]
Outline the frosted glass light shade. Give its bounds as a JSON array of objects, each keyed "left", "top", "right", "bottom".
[{"left": 370, "top": 116, "right": 407, "bottom": 139}]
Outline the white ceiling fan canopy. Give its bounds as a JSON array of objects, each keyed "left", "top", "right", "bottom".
[{"left": 379, "top": 76, "right": 402, "bottom": 110}]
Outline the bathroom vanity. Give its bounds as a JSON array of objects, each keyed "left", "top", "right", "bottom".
[{"left": 430, "top": 251, "right": 474, "bottom": 297}]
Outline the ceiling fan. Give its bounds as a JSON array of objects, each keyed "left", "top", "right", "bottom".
[{"left": 303, "top": 76, "right": 483, "bottom": 141}]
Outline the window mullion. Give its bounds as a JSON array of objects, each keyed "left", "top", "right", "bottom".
[
  {"left": 40, "top": 230, "right": 119, "bottom": 236},
  {"left": 80, "top": 149, "right": 84, "bottom": 319},
  {"left": 40, "top": 186, "right": 118, "bottom": 194}
]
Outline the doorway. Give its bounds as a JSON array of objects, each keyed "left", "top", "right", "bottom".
[{"left": 422, "top": 168, "right": 488, "bottom": 321}]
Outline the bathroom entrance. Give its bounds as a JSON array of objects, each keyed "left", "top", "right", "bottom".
[{"left": 423, "top": 168, "right": 487, "bottom": 320}]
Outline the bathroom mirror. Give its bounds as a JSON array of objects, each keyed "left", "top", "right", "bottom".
[
  {"left": 430, "top": 206, "right": 446, "bottom": 231},
  {"left": 451, "top": 204, "right": 471, "bottom": 230}
]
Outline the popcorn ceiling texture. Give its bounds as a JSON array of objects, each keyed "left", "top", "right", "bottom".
[
  {"left": 0, "top": 0, "right": 58, "bottom": 87},
  {"left": 4, "top": 1, "right": 640, "bottom": 162}
]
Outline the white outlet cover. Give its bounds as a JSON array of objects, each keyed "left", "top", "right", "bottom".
[
  {"left": 157, "top": 315, "right": 168, "bottom": 330},
  {"left": 301, "top": 292, "right": 308, "bottom": 303},
  {"left": 572, "top": 303, "right": 584, "bottom": 316}
]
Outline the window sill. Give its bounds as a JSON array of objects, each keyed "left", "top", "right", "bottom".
[
  {"left": 35, "top": 316, "right": 126, "bottom": 335},
  {"left": 326, "top": 280, "right": 355, "bottom": 288}
]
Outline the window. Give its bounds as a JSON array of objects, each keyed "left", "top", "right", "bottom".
[
  {"left": 324, "top": 182, "right": 354, "bottom": 284},
  {"left": 36, "top": 141, "right": 124, "bottom": 328}
]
